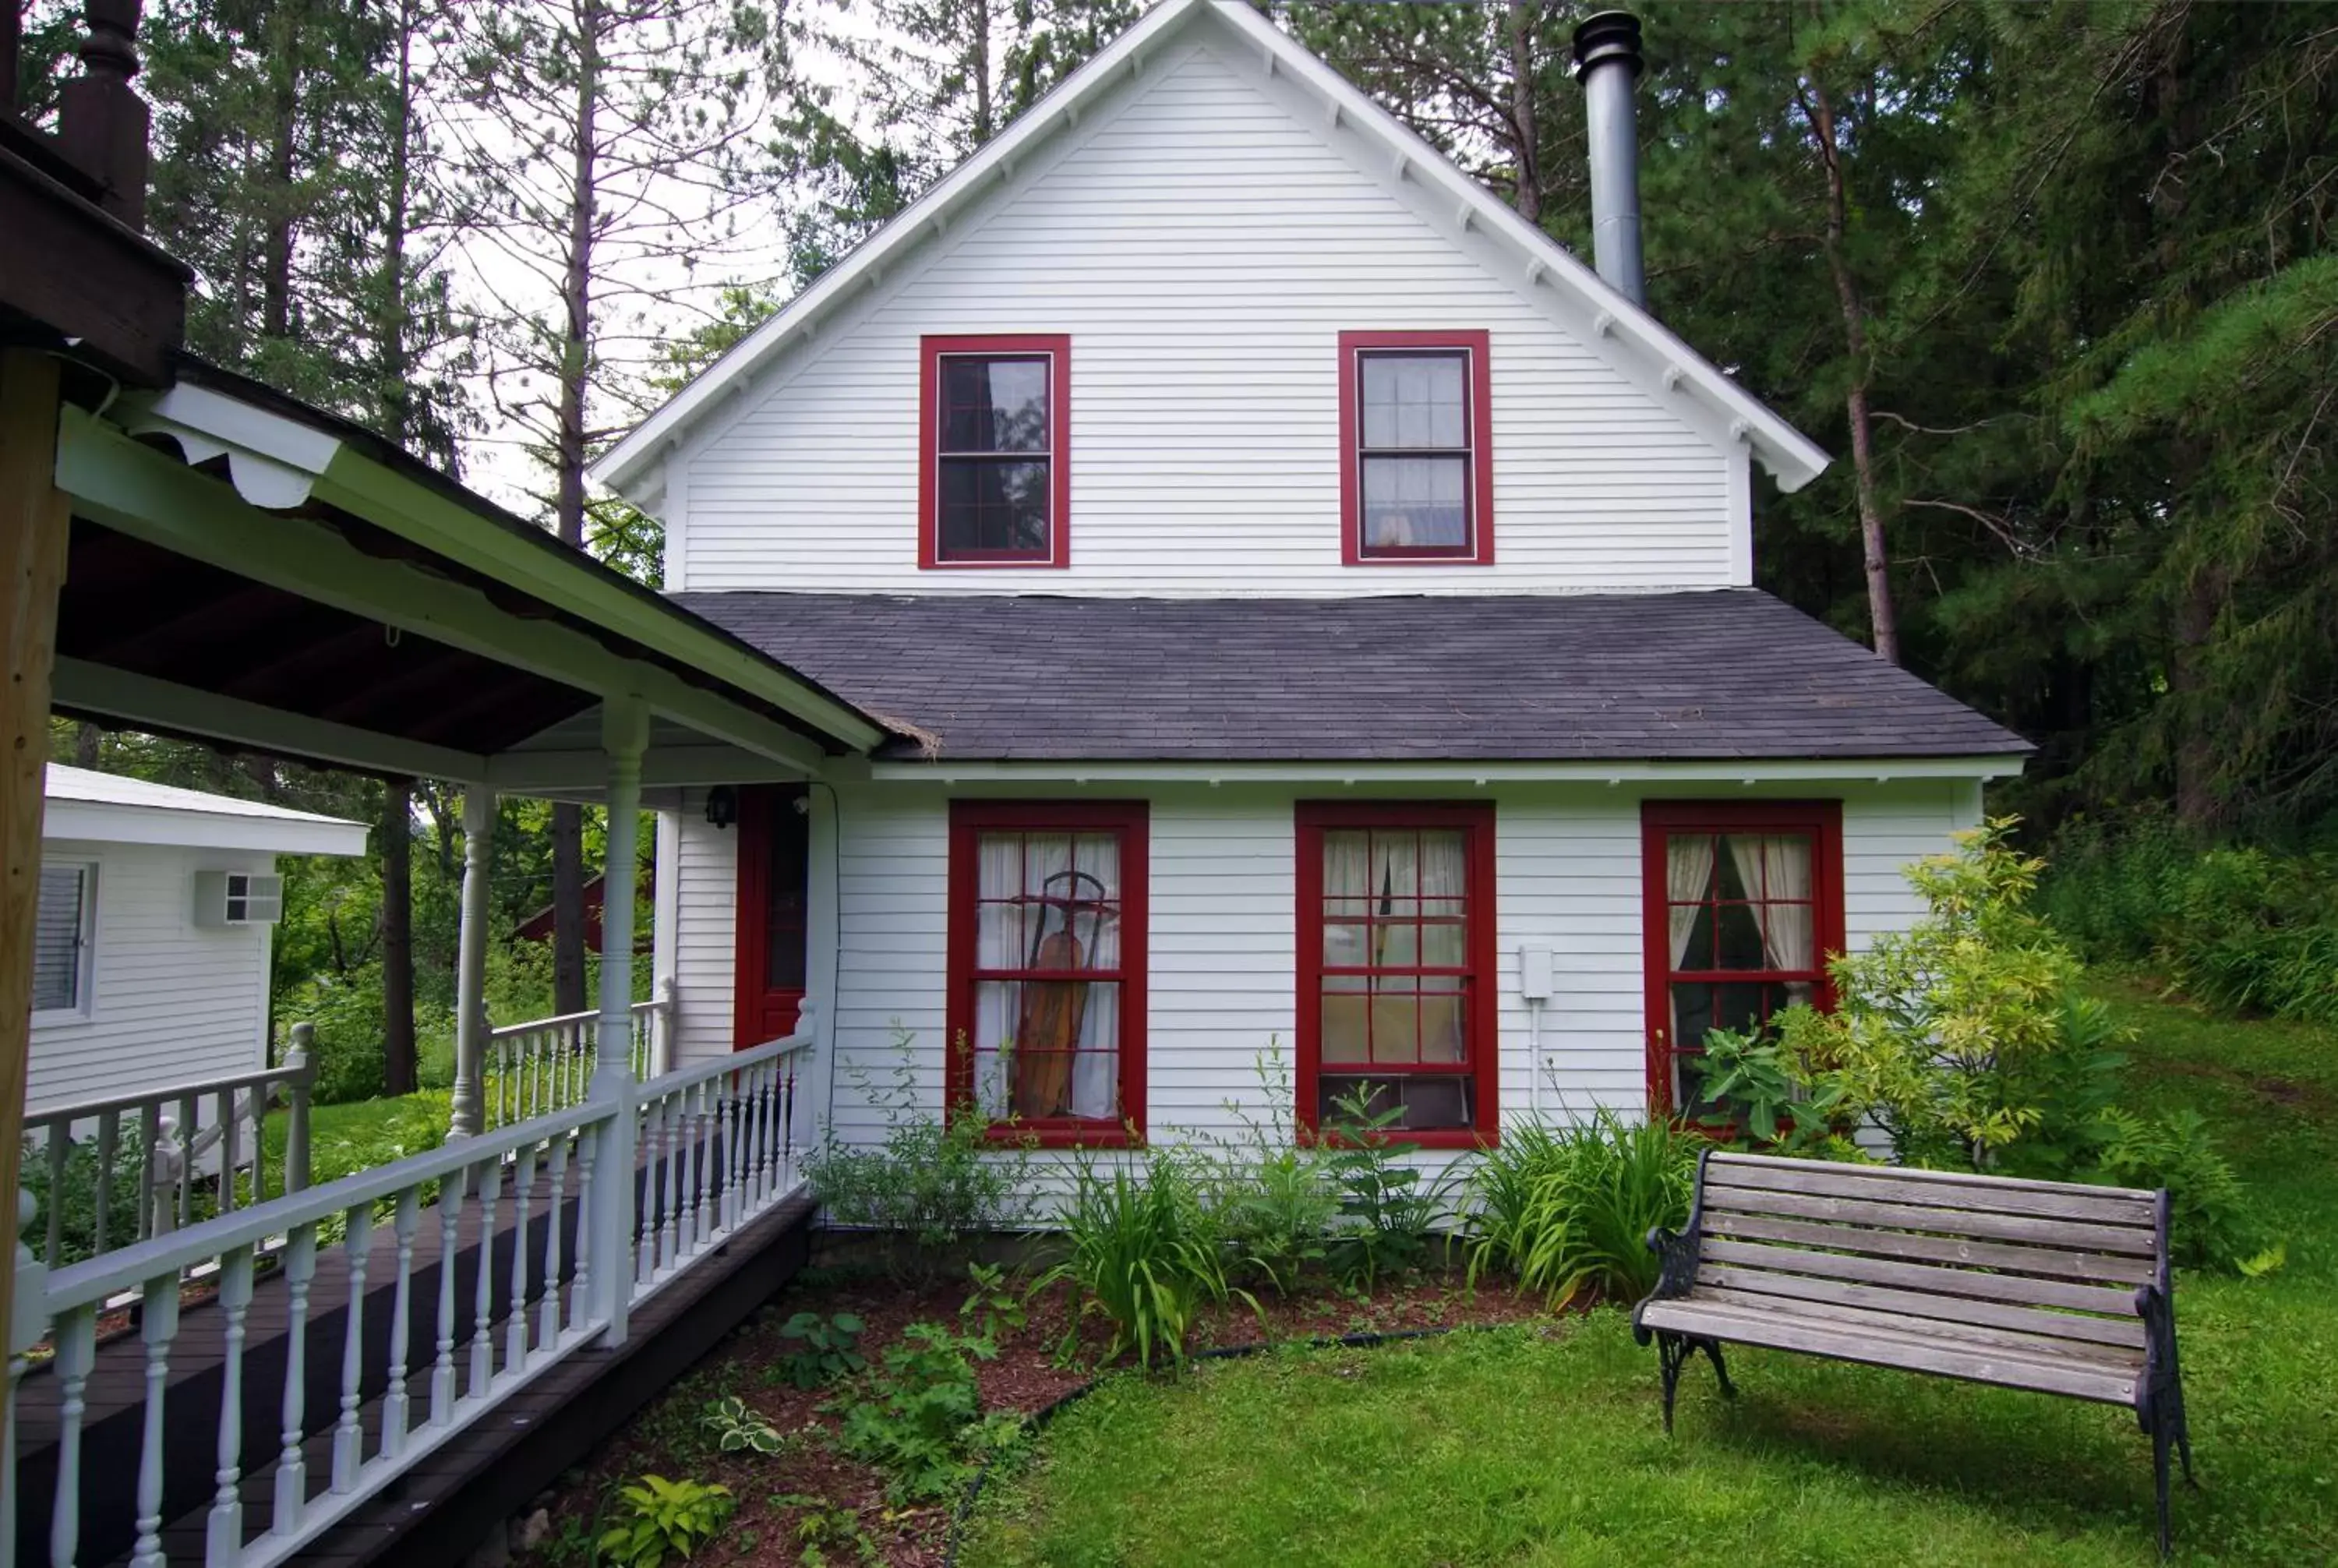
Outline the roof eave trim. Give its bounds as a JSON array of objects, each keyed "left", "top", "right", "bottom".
[{"left": 864, "top": 754, "right": 2030, "bottom": 784}]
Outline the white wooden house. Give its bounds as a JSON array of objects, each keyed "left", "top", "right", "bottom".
[
  {"left": 589, "top": 0, "right": 2033, "bottom": 1168},
  {"left": 28, "top": 765, "right": 366, "bottom": 1114}
]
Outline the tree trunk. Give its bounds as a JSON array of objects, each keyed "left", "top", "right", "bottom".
[
  {"left": 376, "top": 0, "right": 415, "bottom": 450},
  {"left": 971, "top": 0, "right": 994, "bottom": 145},
  {"left": 260, "top": 5, "right": 300, "bottom": 343},
  {"left": 549, "top": 0, "right": 602, "bottom": 1016},
  {"left": 72, "top": 720, "right": 100, "bottom": 767},
  {"left": 1805, "top": 79, "right": 1900, "bottom": 666},
  {"left": 380, "top": 776, "right": 418, "bottom": 1096},
  {"left": 1508, "top": 1, "right": 1540, "bottom": 223}
]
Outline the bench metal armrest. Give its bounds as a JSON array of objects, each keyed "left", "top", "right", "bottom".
[{"left": 1632, "top": 1148, "right": 1715, "bottom": 1342}]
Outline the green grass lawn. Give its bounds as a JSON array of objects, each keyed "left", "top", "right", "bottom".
[
  {"left": 961, "top": 982, "right": 2338, "bottom": 1566},
  {"left": 259, "top": 1089, "right": 452, "bottom": 1196}
]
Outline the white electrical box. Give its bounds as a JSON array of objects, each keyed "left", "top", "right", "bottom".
[
  {"left": 194, "top": 870, "right": 284, "bottom": 927},
  {"left": 1519, "top": 945, "right": 1555, "bottom": 1002}
]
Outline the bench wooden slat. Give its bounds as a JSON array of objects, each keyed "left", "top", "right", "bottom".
[
  {"left": 1686, "top": 1284, "right": 2146, "bottom": 1367},
  {"left": 1637, "top": 1298, "right": 2141, "bottom": 1405},
  {"left": 1701, "top": 1181, "right": 2163, "bottom": 1255},
  {"left": 1707, "top": 1151, "right": 2156, "bottom": 1204},
  {"left": 1705, "top": 1210, "right": 2160, "bottom": 1286},
  {"left": 1704, "top": 1157, "right": 2160, "bottom": 1227},
  {"left": 1701, "top": 1236, "right": 2145, "bottom": 1316},
  {"left": 1695, "top": 1262, "right": 2149, "bottom": 1351}
]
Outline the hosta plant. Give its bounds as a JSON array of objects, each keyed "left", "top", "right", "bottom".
[{"left": 598, "top": 1475, "right": 735, "bottom": 1568}]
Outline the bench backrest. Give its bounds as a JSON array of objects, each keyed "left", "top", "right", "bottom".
[{"left": 1690, "top": 1151, "right": 2168, "bottom": 1347}]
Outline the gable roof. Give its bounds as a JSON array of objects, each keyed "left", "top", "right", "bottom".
[
  {"left": 592, "top": 0, "right": 1831, "bottom": 506},
  {"left": 44, "top": 764, "right": 370, "bottom": 856},
  {"left": 673, "top": 590, "right": 2031, "bottom": 765}
]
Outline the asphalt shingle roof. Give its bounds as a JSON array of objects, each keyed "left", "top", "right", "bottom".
[{"left": 672, "top": 589, "right": 2031, "bottom": 764}]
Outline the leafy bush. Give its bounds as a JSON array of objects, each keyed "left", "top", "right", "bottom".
[
  {"left": 1688, "top": 1026, "right": 1848, "bottom": 1153},
  {"left": 1187, "top": 1052, "right": 1341, "bottom": 1292},
  {"left": 831, "top": 1323, "right": 1019, "bottom": 1499},
  {"left": 1317, "top": 1083, "right": 1466, "bottom": 1289},
  {"left": 2093, "top": 1108, "right": 2277, "bottom": 1272},
  {"left": 1466, "top": 1108, "right": 1697, "bottom": 1305},
  {"left": 699, "top": 1396, "right": 786, "bottom": 1455},
  {"left": 1034, "top": 1150, "right": 1251, "bottom": 1370},
  {"left": 768, "top": 1311, "right": 867, "bottom": 1390},
  {"left": 804, "top": 1029, "right": 1033, "bottom": 1279},
  {"left": 959, "top": 1261, "right": 1027, "bottom": 1340},
  {"left": 20, "top": 1128, "right": 154, "bottom": 1265},
  {"left": 598, "top": 1475, "right": 735, "bottom": 1567}
]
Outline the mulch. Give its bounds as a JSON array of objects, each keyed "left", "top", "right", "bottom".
[{"left": 513, "top": 1252, "right": 1557, "bottom": 1566}]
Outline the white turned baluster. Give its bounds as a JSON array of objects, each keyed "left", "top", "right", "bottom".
[
  {"left": 688, "top": 1083, "right": 710, "bottom": 1255},
  {"left": 138, "top": 1101, "right": 162, "bottom": 1242},
  {"left": 48, "top": 1303, "right": 97, "bottom": 1568},
  {"left": 506, "top": 1142, "right": 536, "bottom": 1372},
  {"left": 539, "top": 1132, "right": 571, "bottom": 1347},
  {"left": 330, "top": 1206, "right": 374, "bottom": 1492},
  {"left": 715, "top": 1080, "right": 737, "bottom": 1234},
  {"left": 207, "top": 1245, "right": 256, "bottom": 1564},
  {"left": 430, "top": 1167, "right": 466, "bottom": 1425},
  {"left": 177, "top": 1094, "right": 198, "bottom": 1226},
  {"left": 662, "top": 1093, "right": 684, "bottom": 1265},
  {"left": 383, "top": 1188, "right": 422, "bottom": 1460},
  {"left": 471, "top": 1160, "right": 503, "bottom": 1394},
  {"left": 569, "top": 1125, "right": 597, "bottom": 1332},
  {"left": 274, "top": 1225, "right": 318, "bottom": 1536},
  {"left": 94, "top": 1111, "right": 118, "bottom": 1254},
  {"left": 129, "top": 1272, "right": 182, "bottom": 1568},
  {"left": 634, "top": 1100, "right": 662, "bottom": 1287},
  {"left": 752, "top": 1063, "right": 775, "bottom": 1208},
  {"left": 217, "top": 1089, "right": 240, "bottom": 1214},
  {"left": 779, "top": 1061, "right": 798, "bottom": 1193}
]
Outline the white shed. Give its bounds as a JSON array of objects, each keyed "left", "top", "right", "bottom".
[{"left": 28, "top": 764, "right": 369, "bottom": 1112}]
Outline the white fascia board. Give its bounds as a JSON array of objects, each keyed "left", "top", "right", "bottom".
[
  {"left": 867, "top": 756, "right": 2029, "bottom": 786},
  {"left": 43, "top": 799, "right": 369, "bottom": 856},
  {"left": 488, "top": 744, "right": 818, "bottom": 794},
  {"left": 592, "top": 0, "right": 1829, "bottom": 502}
]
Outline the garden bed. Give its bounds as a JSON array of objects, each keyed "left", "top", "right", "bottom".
[{"left": 513, "top": 1258, "right": 1553, "bottom": 1566}]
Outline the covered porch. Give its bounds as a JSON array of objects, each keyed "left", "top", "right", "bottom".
[{"left": 5, "top": 358, "right": 885, "bottom": 1566}]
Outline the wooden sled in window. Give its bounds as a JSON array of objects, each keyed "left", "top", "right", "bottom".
[{"left": 1012, "top": 869, "right": 1110, "bottom": 1120}]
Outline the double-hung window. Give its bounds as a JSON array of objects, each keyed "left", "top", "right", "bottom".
[
  {"left": 920, "top": 334, "right": 1071, "bottom": 568},
  {"left": 1338, "top": 330, "right": 1494, "bottom": 565},
  {"left": 34, "top": 861, "right": 95, "bottom": 1019},
  {"left": 1640, "top": 801, "right": 1844, "bottom": 1118},
  {"left": 947, "top": 800, "right": 1146, "bottom": 1144},
  {"left": 1296, "top": 802, "right": 1498, "bottom": 1146}
]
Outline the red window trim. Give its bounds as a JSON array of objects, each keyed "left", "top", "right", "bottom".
[
  {"left": 1337, "top": 329, "right": 1496, "bottom": 567},
  {"left": 1294, "top": 800, "right": 1499, "bottom": 1150},
  {"left": 1639, "top": 800, "right": 1845, "bottom": 1118},
  {"left": 946, "top": 799, "right": 1146, "bottom": 1147},
  {"left": 918, "top": 334, "right": 1072, "bottom": 570}
]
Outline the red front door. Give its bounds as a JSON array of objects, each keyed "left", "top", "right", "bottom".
[{"left": 733, "top": 785, "right": 810, "bottom": 1048}]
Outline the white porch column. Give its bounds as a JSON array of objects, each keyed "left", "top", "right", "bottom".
[
  {"left": 587, "top": 699, "right": 648, "bottom": 1344},
  {"left": 447, "top": 786, "right": 495, "bottom": 1139}
]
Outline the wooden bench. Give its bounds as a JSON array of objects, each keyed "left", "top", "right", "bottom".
[{"left": 1633, "top": 1150, "right": 2195, "bottom": 1556}]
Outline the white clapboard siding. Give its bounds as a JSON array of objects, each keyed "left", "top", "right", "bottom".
[
  {"left": 26, "top": 840, "right": 275, "bottom": 1112},
  {"left": 662, "top": 779, "right": 1972, "bottom": 1188},
  {"left": 678, "top": 41, "right": 1742, "bottom": 599}
]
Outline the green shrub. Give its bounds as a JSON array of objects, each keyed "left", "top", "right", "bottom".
[
  {"left": 1465, "top": 1108, "right": 1696, "bottom": 1305},
  {"left": 1186, "top": 1047, "right": 1340, "bottom": 1293},
  {"left": 959, "top": 1261, "right": 1028, "bottom": 1340},
  {"left": 1687, "top": 1026, "right": 1849, "bottom": 1153},
  {"left": 20, "top": 1128, "right": 154, "bottom": 1265},
  {"left": 1034, "top": 1150, "right": 1251, "bottom": 1370},
  {"left": 804, "top": 1029, "right": 1033, "bottom": 1279},
  {"left": 1317, "top": 1084, "right": 1464, "bottom": 1289},
  {"left": 768, "top": 1311, "right": 867, "bottom": 1390},
  {"left": 2092, "top": 1107, "right": 2275, "bottom": 1272},
  {"left": 831, "top": 1322, "right": 1021, "bottom": 1499},
  {"left": 597, "top": 1475, "right": 735, "bottom": 1567}
]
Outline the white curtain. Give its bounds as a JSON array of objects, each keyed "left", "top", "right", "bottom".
[
  {"left": 1665, "top": 835, "right": 1716, "bottom": 1065},
  {"left": 1725, "top": 835, "right": 1814, "bottom": 973}
]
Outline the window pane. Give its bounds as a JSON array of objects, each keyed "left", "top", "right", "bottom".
[
  {"left": 1322, "top": 976, "right": 1369, "bottom": 1064},
  {"left": 1360, "top": 352, "right": 1467, "bottom": 450},
  {"left": 1361, "top": 455, "right": 1468, "bottom": 550},
  {"left": 1319, "top": 1074, "right": 1474, "bottom": 1132},
  {"left": 34, "top": 865, "right": 82, "bottom": 1012},
  {"left": 940, "top": 355, "right": 1048, "bottom": 453},
  {"left": 938, "top": 457, "right": 1050, "bottom": 556},
  {"left": 1421, "top": 920, "right": 1466, "bottom": 968},
  {"left": 977, "top": 977, "right": 1121, "bottom": 1123}
]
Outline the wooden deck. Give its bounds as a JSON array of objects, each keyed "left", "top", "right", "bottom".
[{"left": 12, "top": 1153, "right": 815, "bottom": 1566}]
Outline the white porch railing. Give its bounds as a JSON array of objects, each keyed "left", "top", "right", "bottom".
[
  {"left": 484, "top": 997, "right": 668, "bottom": 1130},
  {"left": 3, "top": 1019, "right": 813, "bottom": 1568},
  {"left": 21, "top": 1027, "right": 317, "bottom": 1270}
]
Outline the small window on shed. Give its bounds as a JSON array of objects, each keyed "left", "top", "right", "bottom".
[{"left": 34, "top": 863, "right": 94, "bottom": 1016}]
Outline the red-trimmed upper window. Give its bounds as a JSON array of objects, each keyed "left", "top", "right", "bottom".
[
  {"left": 946, "top": 800, "right": 1146, "bottom": 1146},
  {"left": 1640, "top": 800, "right": 1845, "bottom": 1120},
  {"left": 920, "top": 334, "right": 1070, "bottom": 568},
  {"left": 1296, "top": 801, "right": 1499, "bottom": 1148},
  {"left": 1338, "top": 330, "right": 1494, "bottom": 566}
]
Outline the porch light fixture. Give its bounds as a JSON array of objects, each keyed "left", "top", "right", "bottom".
[{"left": 705, "top": 785, "right": 737, "bottom": 829}]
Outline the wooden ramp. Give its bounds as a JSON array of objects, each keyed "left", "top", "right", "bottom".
[{"left": 12, "top": 1153, "right": 815, "bottom": 1566}]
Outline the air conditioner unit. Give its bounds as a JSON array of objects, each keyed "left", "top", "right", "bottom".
[{"left": 194, "top": 870, "right": 284, "bottom": 927}]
